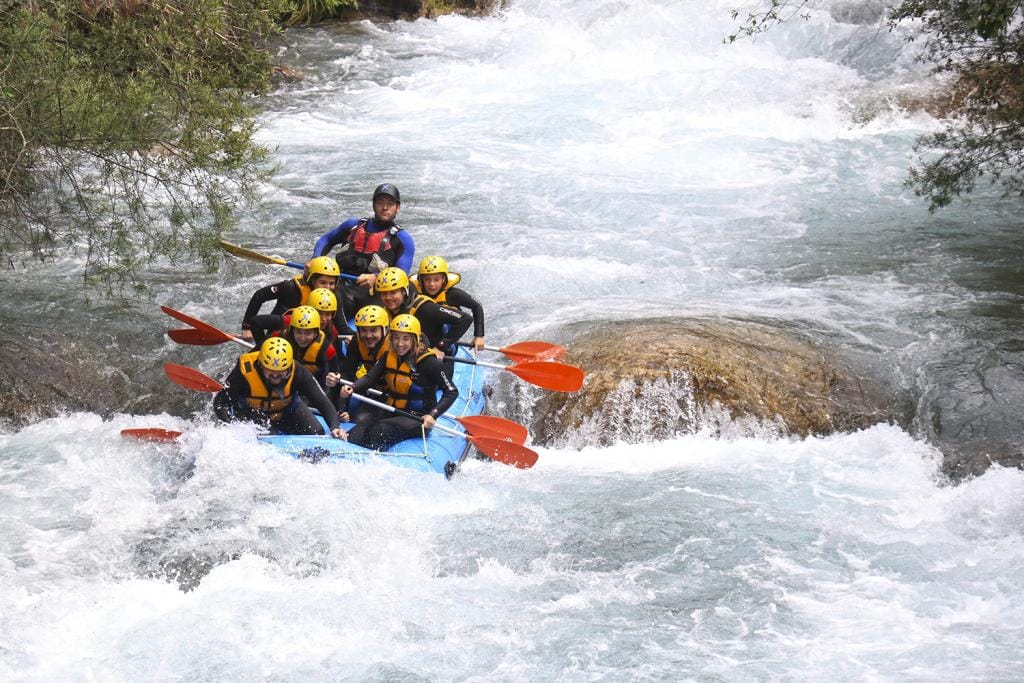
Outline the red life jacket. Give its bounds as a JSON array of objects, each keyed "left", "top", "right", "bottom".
[{"left": 336, "top": 219, "right": 401, "bottom": 274}]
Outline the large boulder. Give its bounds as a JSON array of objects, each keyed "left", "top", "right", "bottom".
[{"left": 525, "top": 317, "right": 902, "bottom": 448}]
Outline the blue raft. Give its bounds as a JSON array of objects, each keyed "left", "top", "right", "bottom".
[{"left": 257, "top": 346, "right": 486, "bottom": 477}]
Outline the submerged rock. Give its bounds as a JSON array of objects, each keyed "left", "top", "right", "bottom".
[
  {"left": 0, "top": 322, "right": 197, "bottom": 430},
  {"left": 528, "top": 317, "right": 900, "bottom": 448}
]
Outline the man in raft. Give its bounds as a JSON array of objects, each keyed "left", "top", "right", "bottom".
[
  {"left": 372, "top": 266, "right": 471, "bottom": 356},
  {"left": 326, "top": 304, "right": 391, "bottom": 423},
  {"left": 213, "top": 337, "right": 346, "bottom": 439},
  {"left": 311, "top": 183, "right": 416, "bottom": 322}
]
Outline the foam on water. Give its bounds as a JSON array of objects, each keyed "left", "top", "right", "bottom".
[{"left": 4, "top": 418, "right": 1023, "bottom": 679}]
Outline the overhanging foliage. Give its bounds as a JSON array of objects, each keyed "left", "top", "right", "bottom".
[{"left": 0, "top": 0, "right": 287, "bottom": 285}]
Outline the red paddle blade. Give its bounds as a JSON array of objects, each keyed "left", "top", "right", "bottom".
[
  {"left": 468, "top": 435, "right": 539, "bottom": 469},
  {"left": 164, "top": 362, "right": 224, "bottom": 392},
  {"left": 160, "top": 305, "right": 233, "bottom": 340},
  {"left": 455, "top": 415, "right": 528, "bottom": 445},
  {"left": 167, "top": 328, "right": 228, "bottom": 346},
  {"left": 120, "top": 428, "right": 182, "bottom": 443},
  {"left": 501, "top": 341, "right": 567, "bottom": 362},
  {"left": 504, "top": 360, "right": 585, "bottom": 393}
]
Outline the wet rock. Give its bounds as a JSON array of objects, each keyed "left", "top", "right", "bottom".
[
  {"left": 270, "top": 65, "right": 304, "bottom": 85},
  {"left": 0, "top": 324, "right": 197, "bottom": 430},
  {"left": 335, "top": 0, "right": 498, "bottom": 21},
  {"left": 528, "top": 317, "right": 901, "bottom": 448}
]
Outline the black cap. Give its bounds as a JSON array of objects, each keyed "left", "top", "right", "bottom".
[{"left": 372, "top": 183, "right": 400, "bottom": 204}]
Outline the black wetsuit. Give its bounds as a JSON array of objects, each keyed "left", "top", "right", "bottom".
[
  {"left": 377, "top": 286, "right": 472, "bottom": 354},
  {"left": 213, "top": 361, "right": 339, "bottom": 435},
  {"left": 346, "top": 350, "right": 457, "bottom": 451}
]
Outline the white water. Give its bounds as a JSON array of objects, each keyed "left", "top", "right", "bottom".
[{"left": 4, "top": 0, "right": 1024, "bottom": 679}]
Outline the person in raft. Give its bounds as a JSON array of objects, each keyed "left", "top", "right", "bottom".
[
  {"left": 273, "top": 305, "right": 333, "bottom": 389},
  {"left": 326, "top": 304, "right": 391, "bottom": 422},
  {"left": 311, "top": 183, "right": 415, "bottom": 322},
  {"left": 240, "top": 256, "right": 341, "bottom": 342},
  {"left": 411, "top": 255, "right": 486, "bottom": 352},
  {"left": 342, "top": 314, "right": 457, "bottom": 451},
  {"left": 372, "top": 266, "right": 471, "bottom": 356},
  {"left": 247, "top": 288, "right": 340, "bottom": 349},
  {"left": 213, "top": 337, "right": 346, "bottom": 439}
]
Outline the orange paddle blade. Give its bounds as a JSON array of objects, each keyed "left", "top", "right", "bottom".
[
  {"left": 500, "top": 341, "right": 567, "bottom": 362},
  {"left": 160, "top": 305, "right": 232, "bottom": 340},
  {"left": 164, "top": 362, "right": 224, "bottom": 392},
  {"left": 167, "top": 328, "right": 228, "bottom": 346},
  {"left": 468, "top": 435, "right": 539, "bottom": 469},
  {"left": 120, "top": 427, "right": 183, "bottom": 443},
  {"left": 504, "top": 360, "right": 585, "bottom": 393},
  {"left": 454, "top": 415, "right": 528, "bottom": 445}
]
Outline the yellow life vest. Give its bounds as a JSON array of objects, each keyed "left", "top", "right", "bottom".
[
  {"left": 294, "top": 330, "right": 327, "bottom": 374},
  {"left": 406, "top": 294, "right": 431, "bottom": 317},
  {"left": 290, "top": 276, "right": 313, "bottom": 306},
  {"left": 356, "top": 335, "right": 390, "bottom": 378},
  {"left": 239, "top": 351, "right": 296, "bottom": 421},
  {"left": 384, "top": 348, "right": 435, "bottom": 409},
  {"left": 412, "top": 274, "right": 461, "bottom": 303}
]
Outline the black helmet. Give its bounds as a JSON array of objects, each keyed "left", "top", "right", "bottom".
[{"left": 372, "top": 183, "right": 400, "bottom": 204}]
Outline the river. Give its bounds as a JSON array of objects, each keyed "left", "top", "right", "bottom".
[{"left": 2, "top": 0, "right": 1023, "bottom": 679}]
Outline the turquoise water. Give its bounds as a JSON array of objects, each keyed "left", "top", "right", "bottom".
[{"left": 2, "top": 1, "right": 1024, "bottom": 679}]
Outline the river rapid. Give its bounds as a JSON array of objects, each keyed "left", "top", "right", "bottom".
[{"left": 2, "top": 0, "right": 1024, "bottom": 679}]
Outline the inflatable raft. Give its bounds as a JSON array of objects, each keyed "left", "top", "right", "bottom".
[{"left": 257, "top": 346, "right": 486, "bottom": 478}]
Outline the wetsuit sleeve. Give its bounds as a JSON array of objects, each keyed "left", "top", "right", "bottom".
[
  {"left": 339, "top": 341, "right": 362, "bottom": 381},
  {"left": 426, "top": 301, "right": 472, "bottom": 352},
  {"left": 444, "top": 288, "right": 485, "bottom": 338},
  {"left": 393, "top": 229, "right": 415, "bottom": 273},
  {"left": 419, "top": 355, "right": 458, "bottom": 417},
  {"left": 313, "top": 345, "right": 331, "bottom": 387},
  {"left": 312, "top": 217, "right": 359, "bottom": 257},
  {"left": 248, "top": 314, "right": 285, "bottom": 346},
  {"left": 294, "top": 365, "right": 340, "bottom": 431},
  {"left": 242, "top": 281, "right": 287, "bottom": 329},
  {"left": 215, "top": 362, "right": 260, "bottom": 423}
]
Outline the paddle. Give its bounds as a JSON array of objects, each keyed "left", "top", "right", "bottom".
[
  {"left": 448, "top": 356, "right": 584, "bottom": 392},
  {"left": 169, "top": 322, "right": 355, "bottom": 352},
  {"left": 163, "top": 363, "right": 536, "bottom": 467},
  {"left": 335, "top": 386, "right": 537, "bottom": 468},
  {"left": 164, "top": 362, "right": 224, "bottom": 392},
  {"left": 120, "top": 427, "right": 183, "bottom": 443},
  {"left": 458, "top": 340, "right": 568, "bottom": 362},
  {"left": 220, "top": 239, "right": 357, "bottom": 281},
  {"left": 167, "top": 327, "right": 255, "bottom": 347}
]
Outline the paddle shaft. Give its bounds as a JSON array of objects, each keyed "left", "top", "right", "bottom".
[{"left": 220, "top": 240, "right": 358, "bottom": 280}]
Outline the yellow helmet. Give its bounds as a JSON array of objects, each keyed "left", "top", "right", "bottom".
[
  {"left": 308, "top": 288, "right": 338, "bottom": 313},
  {"left": 259, "top": 337, "right": 293, "bottom": 371},
  {"left": 290, "top": 305, "right": 320, "bottom": 330},
  {"left": 418, "top": 255, "right": 449, "bottom": 276},
  {"left": 375, "top": 267, "right": 409, "bottom": 292},
  {"left": 306, "top": 256, "right": 341, "bottom": 280},
  {"left": 354, "top": 305, "right": 389, "bottom": 328},
  {"left": 414, "top": 255, "right": 461, "bottom": 290},
  {"left": 389, "top": 313, "right": 421, "bottom": 337}
]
